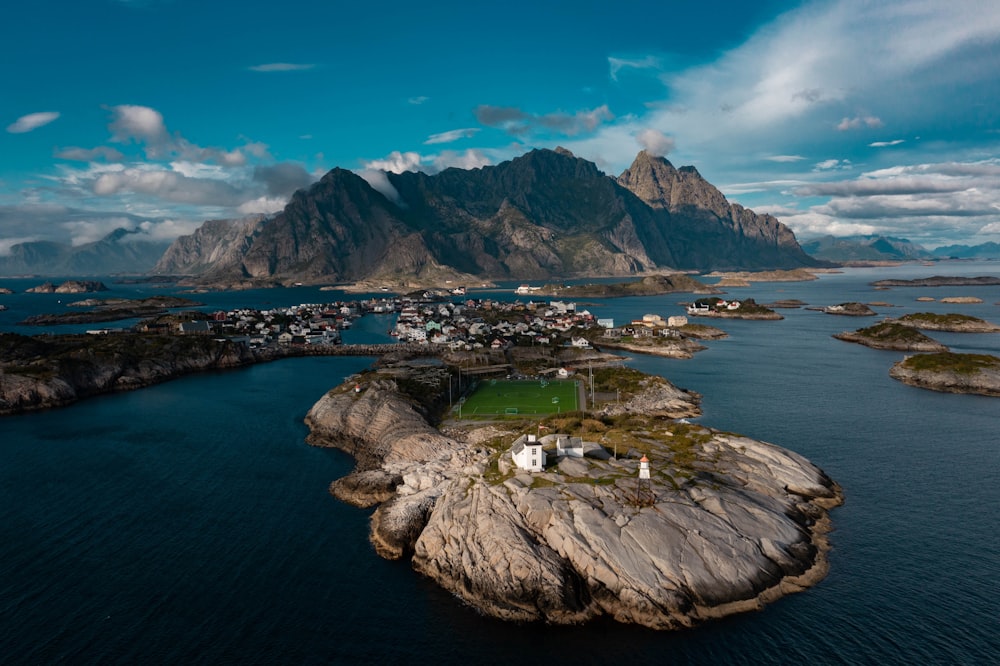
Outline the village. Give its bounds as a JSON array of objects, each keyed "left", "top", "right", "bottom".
[{"left": 154, "top": 288, "right": 710, "bottom": 363}]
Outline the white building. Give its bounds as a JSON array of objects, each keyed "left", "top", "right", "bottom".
[
  {"left": 555, "top": 436, "right": 584, "bottom": 458},
  {"left": 511, "top": 434, "right": 546, "bottom": 472}
]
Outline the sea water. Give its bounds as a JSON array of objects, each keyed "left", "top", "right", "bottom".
[{"left": 1, "top": 265, "right": 999, "bottom": 664}]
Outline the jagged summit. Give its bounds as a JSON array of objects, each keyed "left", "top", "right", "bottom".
[{"left": 157, "top": 150, "right": 821, "bottom": 286}]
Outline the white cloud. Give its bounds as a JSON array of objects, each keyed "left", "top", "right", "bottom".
[
  {"left": 814, "top": 159, "right": 852, "bottom": 171},
  {"left": 248, "top": 63, "right": 316, "bottom": 72},
  {"left": 0, "top": 236, "right": 41, "bottom": 256},
  {"left": 635, "top": 129, "right": 674, "bottom": 156},
  {"left": 408, "top": 96, "right": 429, "bottom": 105},
  {"left": 783, "top": 159, "right": 1000, "bottom": 243},
  {"left": 55, "top": 146, "right": 125, "bottom": 162},
  {"left": 608, "top": 55, "right": 661, "bottom": 81},
  {"left": 474, "top": 104, "right": 614, "bottom": 138},
  {"left": 137, "top": 218, "right": 204, "bottom": 241},
  {"left": 836, "top": 115, "right": 883, "bottom": 131},
  {"left": 359, "top": 170, "right": 403, "bottom": 205},
  {"left": 62, "top": 217, "right": 140, "bottom": 246},
  {"left": 105, "top": 104, "right": 253, "bottom": 166},
  {"left": 431, "top": 149, "right": 491, "bottom": 172},
  {"left": 869, "top": 139, "right": 905, "bottom": 147},
  {"left": 425, "top": 128, "right": 480, "bottom": 145},
  {"left": 236, "top": 196, "right": 287, "bottom": 215},
  {"left": 6, "top": 111, "right": 60, "bottom": 134},
  {"left": 109, "top": 104, "right": 167, "bottom": 143},
  {"left": 364, "top": 151, "right": 424, "bottom": 174},
  {"left": 765, "top": 155, "right": 807, "bottom": 163}
]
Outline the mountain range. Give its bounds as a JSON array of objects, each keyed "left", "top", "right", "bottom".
[
  {"left": 154, "top": 148, "right": 822, "bottom": 286},
  {"left": 800, "top": 235, "right": 1000, "bottom": 262},
  {"left": 0, "top": 228, "right": 171, "bottom": 276}
]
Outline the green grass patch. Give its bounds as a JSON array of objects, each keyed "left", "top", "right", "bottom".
[
  {"left": 900, "top": 352, "right": 1000, "bottom": 375},
  {"left": 460, "top": 379, "right": 579, "bottom": 416},
  {"left": 899, "top": 312, "right": 980, "bottom": 326}
]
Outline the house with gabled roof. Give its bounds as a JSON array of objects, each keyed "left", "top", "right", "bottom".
[{"left": 510, "top": 434, "right": 546, "bottom": 472}]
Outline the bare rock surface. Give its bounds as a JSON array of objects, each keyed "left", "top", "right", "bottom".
[{"left": 306, "top": 370, "right": 843, "bottom": 629}]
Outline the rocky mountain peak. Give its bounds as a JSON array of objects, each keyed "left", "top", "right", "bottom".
[{"left": 618, "top": 151, "right": 728, "bottom": 216}]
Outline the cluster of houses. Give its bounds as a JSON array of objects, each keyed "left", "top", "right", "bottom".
[
  {"left": 687, "top": 299, "right": 741, "bottom": 315},
  {"left": 601, "top": 313, "right": 689, "bottom": 340},
  {"left": 168, "top": 302, "right": 361, "bottom": 347},
  {"left": 392, "top": 298, "right": 604, "bottom": 351}
]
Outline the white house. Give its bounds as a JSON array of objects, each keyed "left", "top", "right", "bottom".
[
  {"left": 555, "top": 436, "right": 584, "bottom": 458},
  {"left": 511, "top": 434, "right": 546, "bottom": 472},
  {"left": 667, "top": 315, "right": 688, "bottom": 327}
]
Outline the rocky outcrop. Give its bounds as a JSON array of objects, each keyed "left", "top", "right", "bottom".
[
  {"left": 871, "top": 275, "right": 1000, "bottom": 287},
  {"left": 0, "top": 333, "right": 258, "bottom": 414},
  {"left": 895, "top": 312, "right": 1000, "bottom": 333},
  {"left": 889, "top": 352, "right": 1000, "bottom": 396},
  {"left": 834, "top": 321, "right": 948, "bottom": 352},
  {"left": 821, "top": 302, "right": 877, "bottom": 316},
  {"left": 595, "top": 337, "right": 707, "bottom": 361},
  {"left": 18, "top": 296, "right": 202, "bottom": 326},
  {"left": 153, "top": 215, "right": 266, "bottom": 276},
  {"left": 25, "top": 280, "right": 108, "bottom": 294},
  {"left": 305, "top": 368, "right": 842, "bottom": 629},
  {"left": 536, "top": 273, "right": 721, "bottom": 298},
  {"left": 617, "top": 152, "right": 821, "bottom": 271}
]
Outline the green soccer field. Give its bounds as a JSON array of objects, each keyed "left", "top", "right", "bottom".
[{"left": 459, "top": 379, "right": 580, "bottom": 416}]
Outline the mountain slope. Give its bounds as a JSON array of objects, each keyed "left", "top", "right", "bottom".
[
  {"left": 0, "top": 229, "right": 171, "bottom": 276},
  {"left": 800, "top": 235, "right": 932, "bottom": 262},
  {"left": 160, "top": 149, "right": 822, "bottom": 285}
]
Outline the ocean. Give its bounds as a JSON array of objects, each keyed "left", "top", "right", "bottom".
[{"left": 1, "top": 264, "right": 998, "bottom": 664}]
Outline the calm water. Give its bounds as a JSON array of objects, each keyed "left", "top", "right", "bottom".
[{"left": 2, "top": 265, "right": 999, "bottom": 664}]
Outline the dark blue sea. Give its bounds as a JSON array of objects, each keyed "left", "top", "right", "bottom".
[{"left": 2, "top": 264, "right": 999, "bottom": 664}]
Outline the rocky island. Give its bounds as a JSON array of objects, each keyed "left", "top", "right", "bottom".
[
  {"left": 686, "top": 298, "right": 783, "bottom": 320},
  {"left": 707, "top": 268, "right": 821, "bottom": 288},
  {"left": 18, "top": 296, "right": 203, "bottom": 326},
  {"left": 305, "top": 362, "right": 842, "bottom": 629},
  {"left": 819, "top": 302, "right": 877, "bottom": 316},
  {"left": 895, "top": 312, "right": 1000, "bottom": 333},
  {"left": 534, "top": 273, "right": 720, "bottom": 298},
  {"left": 871, "top": 275, "right": 1000, "bottom": 287},
  {"left": 834, "top": 321, "right": 948, "bottom": 352},
  {"left": 0, "top": 333, "right": 260, "bottom": 414},
  {"left": 890, "top": 352, "right": 1000, "bottom": 396},
  {"left": 25, "top": 280, "right": 109, "bottom": 294}
]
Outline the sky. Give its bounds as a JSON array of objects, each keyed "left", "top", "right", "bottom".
[{"left": 3, "top": 0, "right": 1000, "bottom": 254}]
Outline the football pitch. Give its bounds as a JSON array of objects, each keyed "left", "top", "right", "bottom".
[{"left": 459, "top": 379, "right": 580, "bottom": 416}]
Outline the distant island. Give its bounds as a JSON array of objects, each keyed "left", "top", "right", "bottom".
[
  {"left": 871, "top": 275, "right": 1000, "bottom": 287},
  {"left": 686, "top": 298, "right": 782, "bottom": 320},
  {"left": 533, "top": 273, "right": 720, "bottom": 298},
  {"left": 706, "top": 268, "right": 821, "bottom": 287},
  {"left": 18, "top": 296, "right": 203, "bottom": 326},
  {"left": 894, "top": 312, "right": 1000, "bottom": 333},
  {"left": 25, "top": 280, "right": 108, "bottom": 294},
  {"left": 818, "top": 302, "right": 877, "bottom": 316},
  {"left": 890, "top": 353, "right": 1000, "bottom": 396},
  {"left": 834, "top": 321, "right": 948, "bottom": 352}
]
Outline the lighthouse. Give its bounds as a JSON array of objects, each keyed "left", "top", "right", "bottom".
[{"left": 636, "top": 454, "right": 653, "bottom": 506}]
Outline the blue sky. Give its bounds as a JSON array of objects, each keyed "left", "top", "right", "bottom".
[{"left": 3, "top": 0, "right": 1000, "bottom": 253}]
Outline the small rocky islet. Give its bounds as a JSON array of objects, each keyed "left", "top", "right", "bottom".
[
  {"left": 834, "top": 312, "right": 1000, "bottom": 395},
  {"left": 305, "top": 360, "right": 843, "bottom": 630}
]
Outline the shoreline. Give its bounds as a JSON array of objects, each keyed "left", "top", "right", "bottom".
[{"left": 305, "top": 362, "right": 844, "bottom": 630}]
